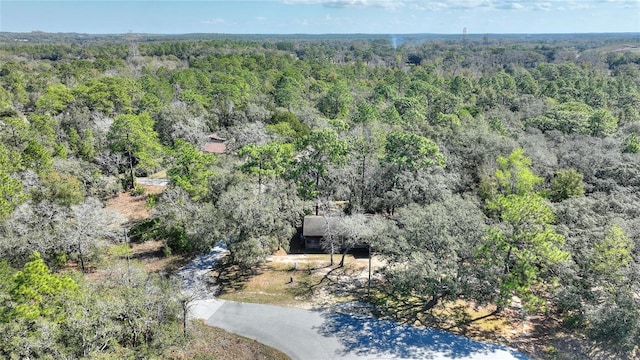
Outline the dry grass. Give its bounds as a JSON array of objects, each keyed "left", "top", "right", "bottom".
[
  {"left": 434, "top": 301, "right": 520, "bottom": 341},
  {"left": 167, "top": 320, "right": 290, "bottom": 360},
  {"left": 148, "top": 170, "right": 168, "bottom": 179},
  {"left": 129, "top": 240, "right": 193, "bottom": 274},
  {"left": 215, "top": 254, "right": 367, "bottom": 308},
  {"left": 106, "top": 184, "right": 164, "bottom": 224},
  {"left": 105, "top": 184, "right": 192, "bottom": 274}
]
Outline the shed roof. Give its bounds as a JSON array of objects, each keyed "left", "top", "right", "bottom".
[
  {"left": 202, "top": 142, "right": 227, "bottom": 154},
  {"left": 303, "top": 215, "right": 340, "bottom": 237},
  {"left": 207, "top": 133, "right": 226, "bottom": 141},
  {"left": 303, "top": 216, "right": 326, "bottom": 237}
]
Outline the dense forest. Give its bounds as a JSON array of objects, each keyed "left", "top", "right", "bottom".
[{"left": 1, "top": 32, "right": 640, "bottom": 358}]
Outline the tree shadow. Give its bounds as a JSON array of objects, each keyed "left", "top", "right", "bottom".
[
  {"left": 213, "top": 261, "right": 264, "bottom": 295},
  {"left": 315, "top": 312, "right": 531, "bottom": 359},
  {"left": 290, "top": 264, "right": 365, "bottom": 302}
]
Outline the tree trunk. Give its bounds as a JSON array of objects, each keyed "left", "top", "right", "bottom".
[
  {"left": 315, "top": 172, "right": 320, "bottom": 216},
  {"left": 424, "top": 293, "right": 440, "bottom": 310},
  {"left": 339, "top": 245, "right": 351, "bottom": 268},
  {"left": 330, "top": 242, "right": 334, "bottom": 266},
  {"left": 79, "top": 250, "right": 85, "bottom": 273},
  {"left": 367, "top": 245, "right": 372, "bottom": 297},
  {"left": 360, "top": 151, "right": 367, "bottom": 207},
  {"left": 128, "top": 150, "right": 135, "bottom": 190},
  {"left": 182, "top": 301, "right": 188, "bottom": 337}
]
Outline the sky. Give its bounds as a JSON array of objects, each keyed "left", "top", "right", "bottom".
[{"left": 1, "top": 0, "right": 639, "bottom": 35}]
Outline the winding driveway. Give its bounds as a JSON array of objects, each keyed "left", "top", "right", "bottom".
[
  {"left": 181, "top": 246, "right": 530, "bottom": 360},
  {"left": 191, "top": 300, "right": 530, "bottom": 360}
]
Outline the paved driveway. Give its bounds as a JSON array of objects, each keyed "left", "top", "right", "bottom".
[{"left": 194, "top": 300, "right": 530, "bottom": 360}]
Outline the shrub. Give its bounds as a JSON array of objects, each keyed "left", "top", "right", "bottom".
[{"left": 131, "top": 186, "right": 146, "bottom": 196}]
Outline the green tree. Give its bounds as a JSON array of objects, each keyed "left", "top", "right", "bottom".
[
  {"left": 550, "top": 168, "right": 585, "bottom": 202},
  {"left": 352, "top": 102, "right": 379, "bottom": 125},
  {"left": 588, "top": 108, "right": 618, "bottom": 138},
  {"left": 267, "top": 110, "right": 310, "bottom": 140},
  {"left": 218, "top": 180, "right": 303, "bottom": 267},
  {"left": 294, "top": 128, "right": 349, "bottom": 215},
  {"left": 381, "top": 105, "right": 402, "bottom": 125},
  {"left": 38, "top": 171, "right": 85, "bottom": 207},
  {"left": 153, "top": 188, "right": 219, "bottom": 253},
  {"left": 623, "top": 132, "right": 640, "bottom": 153},
  {"left": 384, "top": 131, "right": 445, "bottom": 172},
  {"left": 107, "top": 113, "right": 162, "bottom": 189},
  {"left": 527, "top": 101, "right": 592, "bottom": 135},
  {"left": 239, "top": 142, "right": 293, "bottom": 190},
  {"left": 0, "top": 116, "right": 30, "bottom": 149},
  {"left": 35, "top": 84, "right": 74, "bottom": 115},
  {"left": 22, "top": 139, "right": 52, "bottom": 174},
  {"left": 318, "top": 80, "right": 353, "bottom": 119},
  {"left": 274, "top": 72, "right": 303, "bottom": 110},
  {"left": 167, "top": 139, "right": 216, "bottom": 201},
  {"left": 73, "top": 76, "right": 141, "bottom": 115},
  {"left": 0, "top": 144, "right": 25, "bottom": 219},
  {"left": 2, "top": 252, "right": 78, "bottom": 322},
  {"left": 479, "top": 150, "right": 569, "bottom": 312},
  {"left": 589, "top": 224, "right": 634, "bottom": 287},
  {"left": 380, "top": 197, "right": 489, "bottom": 316},
  {"left": 481, "top": 148, "right": 542, "bottom": 199}
]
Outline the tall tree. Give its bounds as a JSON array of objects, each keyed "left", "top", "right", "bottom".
[
  {"left": 294, "top": 128, "right": 348, "bottom": 215},
  {"left": 274, "top": 71, "right": 303, "bottom": 110},
  {"left": 318, "top": 80, "right": 353, "bottom": 119},
  {"left": 0, "top": 143, "right": 25, "bottom": 219},
  {"left": 167, "top": 139, "right": 216, "bottom": 201},
  {"left": 383, "top": 131, "right": 445, "bottom": 173},
  {"left": 238, "top": 142, "right": 293, "bottom": 191},
  {"left": 381, "top": 131, "right": 445, "bottom": 213},
  {"left": 479, "top": 149, "right": 569, "bottom": 312},
  {"left": 107, "top": 113, "right": 162, "bottom": 189}
]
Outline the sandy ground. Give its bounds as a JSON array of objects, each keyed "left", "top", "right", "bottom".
[{"left": 175, "top": 242, "right": 229, "bottom": 297}]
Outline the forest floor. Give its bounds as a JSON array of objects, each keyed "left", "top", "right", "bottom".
[{"left": 105, "top": 183, "right": 614, "bottom": 360}]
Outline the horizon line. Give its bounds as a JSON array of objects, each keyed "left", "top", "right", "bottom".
[{"left": 2, "top": 31, "right": 640, "bottom": 36}]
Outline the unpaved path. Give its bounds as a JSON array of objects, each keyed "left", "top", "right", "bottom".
[{"left": 175, "top": 242, "right": 228, "bottom": 297}]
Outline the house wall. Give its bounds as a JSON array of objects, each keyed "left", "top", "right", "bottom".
[{"left": 303, "top": 236, "right": 322, "bottom": 250}]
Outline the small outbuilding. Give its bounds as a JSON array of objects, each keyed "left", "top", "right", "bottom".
[
  {"left": 202, "top": 133, "right": 227, "bottom": 154},
  {"left": 301, "top": 215, "right": 325, "bottom": 250}
]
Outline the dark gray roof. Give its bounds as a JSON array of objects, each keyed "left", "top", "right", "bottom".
[
  {"left": 302, "top": 215, "right": 341, "bottom": 237},
  {"left": 303, "top": 216, "right": 326, "bottom": 237}
]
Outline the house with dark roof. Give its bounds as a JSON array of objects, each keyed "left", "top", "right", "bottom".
[
  {"left": 301, "top": 214, "right": 374, "bottom": 251},
  {"left": 302, "top": 215, "right": 329, "bottom": 250},
  {"left": 202, "top": 133, "right": 227, "bottom": 154},
  {"left": 301, "top": 215, "right": 347, "bottom": 250}
]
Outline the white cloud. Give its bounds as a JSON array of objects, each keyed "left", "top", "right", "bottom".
[
  {"left": 284, "top": 0, "right": 638, "bottom": 12},
  {"left": 496, "top": 2, "right": 524, "bottom": 9},
  {"left": 200, "top": 18, "right": 226, "bottom": 25},
  {"left": 284, "top": 0, "right": 405, "bottom": 9},
  {"left": 533, "top": 1, "right": 552, "bottom": 11}
]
